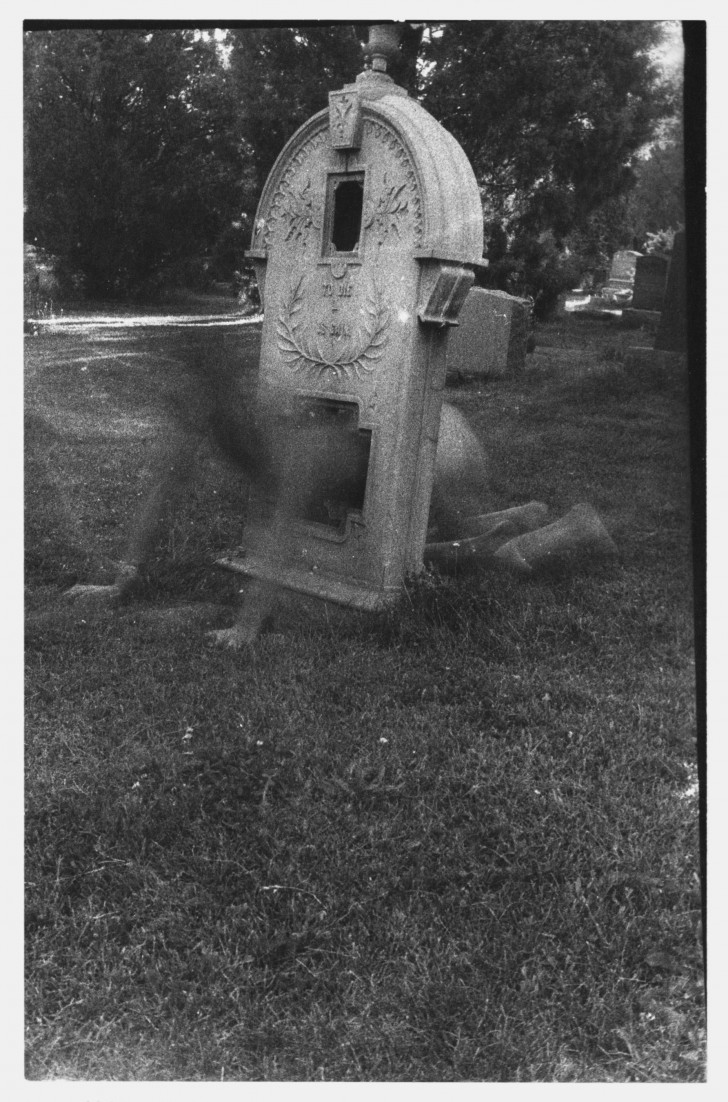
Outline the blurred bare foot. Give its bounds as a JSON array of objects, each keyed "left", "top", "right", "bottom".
[
  {"left": 206, "top": 625, "right": 259, "bottom": 649},
  {"left": 63, "top": 582, "right": 123, "bottom": 603}
]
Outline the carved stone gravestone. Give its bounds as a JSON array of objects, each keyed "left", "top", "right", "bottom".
[
  {"left": 624, "top": 233, "right": 687, "bottom": 370},
  {"left": 445, "top": 288, "right": 531, "bottom": 381},
  {"left": 607, "top": 249, "right": 640, "bottom": 290},
  {"left": 220, "top": 26, "right": 484, "bottom": 610},
  {"left": 631, "top": 254, "right": 670, "bottom": 312}
]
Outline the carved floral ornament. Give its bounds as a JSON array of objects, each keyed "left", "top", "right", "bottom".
[
  {"left": 364, "top": 120, "right": 423, "bottom": 245},
  {"left": 255, "top": 130, "right": 328, "bottom": 249},
  {"left": 255, "top": 177, "right": 322, "bottom": 250},
  {"left": 363, "top": 173, "right": 409, "bottom": 245},
  {"left": 279, "top": 178, "right": 322, "bottom": 244},
  {"left": 276, "top": 274, "right": 390, "bottom": 380}
]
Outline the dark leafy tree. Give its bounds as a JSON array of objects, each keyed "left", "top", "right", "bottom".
[
  {"left": 24, "top": 28, "right": 247, "bottom": 297},
  {"left": 24, "top": 22, "right": 677, "bottom": 307},
  {"left": 419, "top": 21, "right": 675, "bottom": 310},
  {"left": 226, "top": 25, "right": 363, "bottom": 212},
  {"left": 623, "top": 117, "right": 685, "bottom": 250}
]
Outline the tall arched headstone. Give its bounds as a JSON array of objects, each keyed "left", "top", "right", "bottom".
[{"left": 221, "top": 26, "right": 484, "bottom": 609}]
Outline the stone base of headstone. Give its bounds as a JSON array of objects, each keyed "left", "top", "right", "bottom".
[{"left": 446, "top": 288, "right": 531, "bottom": 382}]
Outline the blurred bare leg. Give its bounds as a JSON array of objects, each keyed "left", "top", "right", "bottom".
[{"left": 64, "top": 427, "right": 201, "bottom": 603}]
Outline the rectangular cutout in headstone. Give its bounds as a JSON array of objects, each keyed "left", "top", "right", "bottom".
[{"left": 220, "top": 25, "right": 485, "bottom": 610}]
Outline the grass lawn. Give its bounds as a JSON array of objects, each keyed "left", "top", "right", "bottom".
[{"left": 24, "top": 310, "right": 704, "bottom": 1081}]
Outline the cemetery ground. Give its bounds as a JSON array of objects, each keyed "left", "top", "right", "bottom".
[{"left": 24, "top": 311, "right": 703, "bottom": 1082}]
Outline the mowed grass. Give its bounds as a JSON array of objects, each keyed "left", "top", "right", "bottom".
[{"left": 24, "top": 313, "right": 704, "bottom": 1081}]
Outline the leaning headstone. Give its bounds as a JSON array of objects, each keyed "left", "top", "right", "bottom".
[
  {"left": 654, "top": 231, "right": 687, "bottom": 352},
  {"left": 219, "top": 24, "right": 484, "bottom": 611},
  {"left": 446, "top": 288, "right": 531, "bottom": 381},
  {"left": 631, "top": 254, "right": 670, "bottom": 312}
]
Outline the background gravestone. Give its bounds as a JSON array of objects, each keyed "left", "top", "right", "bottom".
[
  {"left": 607, "top": 249, "right": 640, "bottom": 290},
  {"left": 631, "top": 254, "right": 670, "bottom": 311},
  {"left": 446, "top": 288, "right": 530, "bottom": 381},
  {"left": 624, "top": 232, "right": 687, "bottom": 370},
  {"left": 654, "top": 231, "right": 687, "bottom": 352}
]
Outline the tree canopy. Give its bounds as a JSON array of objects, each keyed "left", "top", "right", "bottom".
[
  {"left": 24, "top": 28, "right": 247, "bottom": 296},
  {"left": 24, "top": 22, "right": 681, "bottom": 303}
]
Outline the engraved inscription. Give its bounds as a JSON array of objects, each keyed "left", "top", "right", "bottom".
[
  {"left": 322, "top": 280, "right": 353, "bottom": 298},
  {"left": 317, "top": 320, "right": 353, "bottom": 341},
  {"left": 276, "top": 275, "right": 390, "bottom": 380}
]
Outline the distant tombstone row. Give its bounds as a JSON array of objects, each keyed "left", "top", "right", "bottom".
[
  {"left": 445, "top": 287, "right": 531, "bottom": 381},
  {"left": 444, "top": 238, "right": 684, "bottom": 382}
]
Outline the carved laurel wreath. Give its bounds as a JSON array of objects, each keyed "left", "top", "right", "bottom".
[{"left": 276, "top": 275, "right": 390, "bottom": 380}]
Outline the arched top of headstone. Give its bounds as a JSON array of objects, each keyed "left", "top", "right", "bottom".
[{"left": 250, "top": 71, "right": 483, "bottom": 269}]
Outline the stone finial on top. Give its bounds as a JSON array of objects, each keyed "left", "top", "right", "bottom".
[
  {"left": 362, "top": 24, "right": 404, "bottom": 74},
  {"left": 329, "top": 23, "right": 409, "bottom": 142},
  {"left": 353, "top": 24, "right": 409, "bottom": 101}
]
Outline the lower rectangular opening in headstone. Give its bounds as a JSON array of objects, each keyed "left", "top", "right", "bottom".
[{"left": 289, "top": 397, "right": 371, "bottom": 533}]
